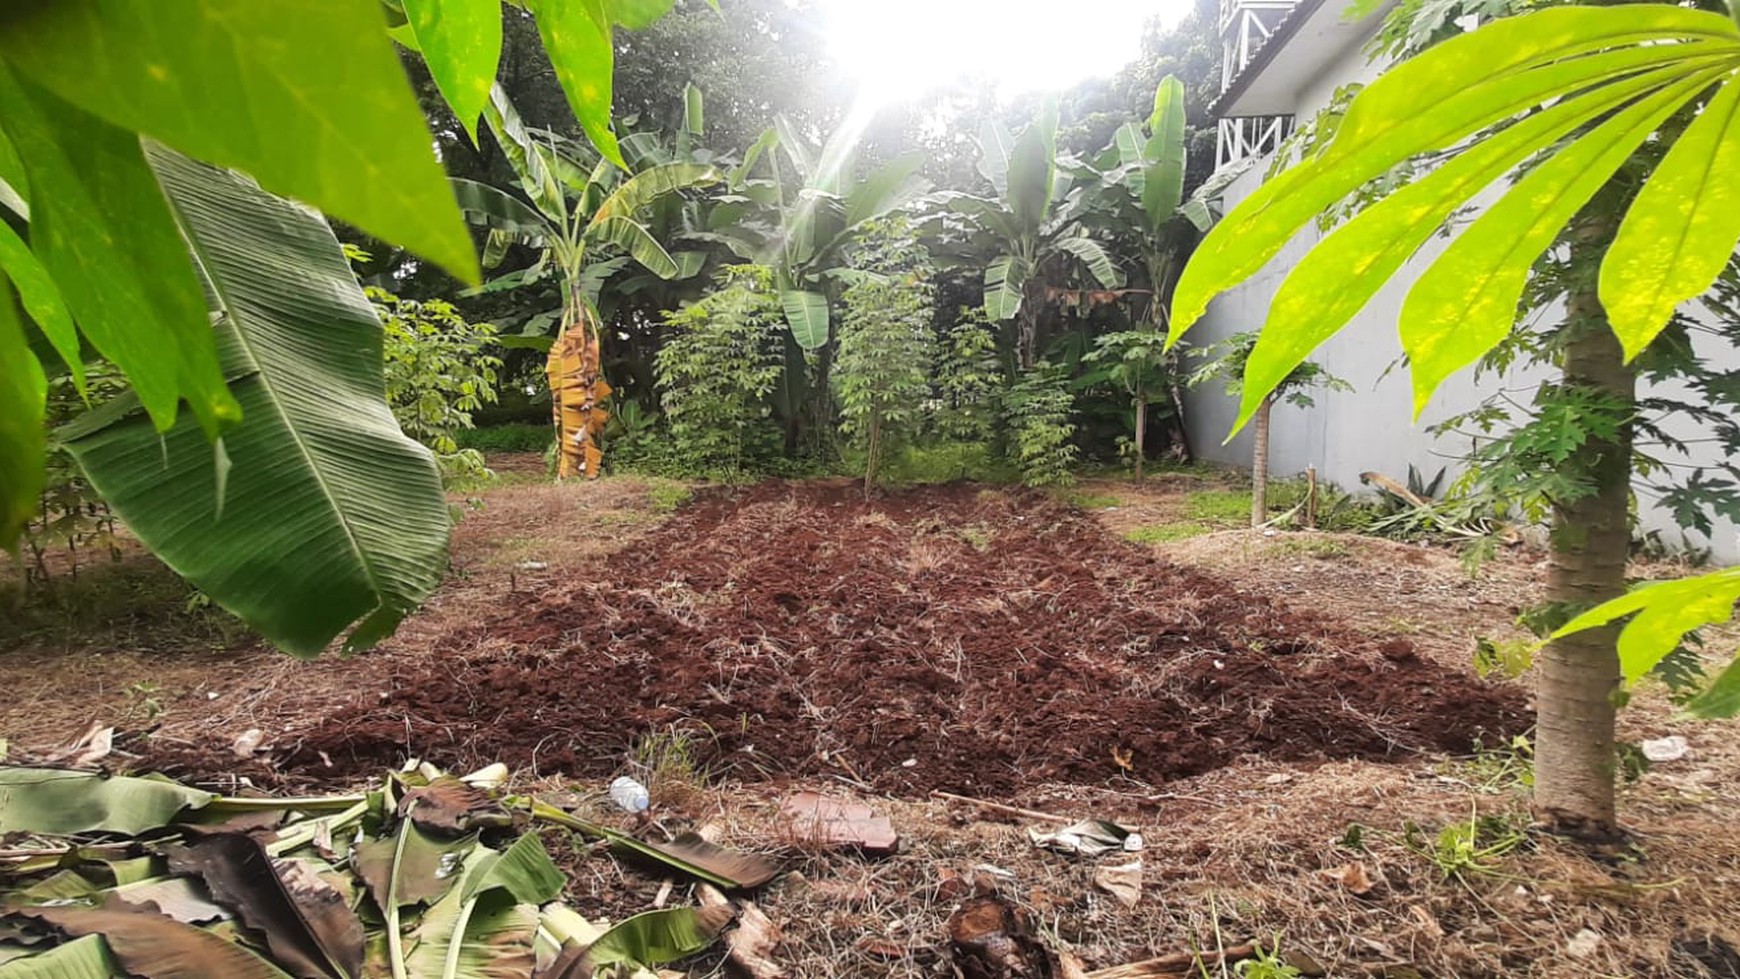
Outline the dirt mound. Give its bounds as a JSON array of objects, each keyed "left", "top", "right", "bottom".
[{"left": 276, "top": 482, "right": 1526, "bottom": 795}]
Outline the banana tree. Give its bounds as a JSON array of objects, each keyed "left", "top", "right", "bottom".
[
  {"left": 454, "top": 86, "right": 717, "bottom": 479},
  {"left": 939, "top": 99, "right": 1125, "bottom": 369}
]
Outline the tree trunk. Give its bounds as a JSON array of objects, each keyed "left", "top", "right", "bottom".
[
  {"left": 865, "top": 411, "right": 881, "bottom": 498},
  {"left": 1534, "top": 258, "right": 1635, "bottom": 839},
  {"left": 1249, "top": 396, "right": 1272, "bottom": 528},
  {"left": 1133, "top": 391, "right": 1147, "bottom": 482}
]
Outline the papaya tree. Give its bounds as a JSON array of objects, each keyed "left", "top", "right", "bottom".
[
  {"left": 452, "top": 87, "right": 717, "bottom": 479},
  {"left": 1168, "top": 2, "right": 1740, "bottom": 834},
  {"left": 940, "top": 99, "right": 1124, "bottom": 370}
]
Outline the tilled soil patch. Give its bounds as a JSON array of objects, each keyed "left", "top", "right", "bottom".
[{"left": 271, "top": 481, "right": 1525, "bottom": 794}]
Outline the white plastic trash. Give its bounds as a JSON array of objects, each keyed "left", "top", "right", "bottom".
[{"left": 609, "top": 776, "right": 651, "bottom": 813}]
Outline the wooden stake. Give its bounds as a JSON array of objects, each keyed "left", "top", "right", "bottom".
[
  {"left": 929, "top": 790, "right": 1071, "bottom": 823},
  {"left": 1305, "top": 465, "right": 1318, "bottom": 529}
]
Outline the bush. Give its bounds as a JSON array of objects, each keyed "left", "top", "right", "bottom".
[
  {"left": 1003, "top": 363, "right": 1079, "bottom": 487},
  {"left": 369, "top": 286, "right": 502, "bottom": 479},
  {"left": 932, "top": 307, "right": 1002, "bottom": 443},
  {"left": 836, "top": 220, "right": 934, "bottom": 488},
  {"left": 654, "top": 266, "right": 785, "bottom": 480},
  {"left": 453, "top": 423, "right": 553, "bottom": 454}
]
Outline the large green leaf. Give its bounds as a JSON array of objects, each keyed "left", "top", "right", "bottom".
[
  {"left": 61, "top": 150, "right": 450, "bottom": 657},
  {"left": 523, "top": 0, "right": 626, "bottom": 170},
  {"left": 1688, "top": 655, "right": 1740, "bottom": 718},
  {"left": 0, "top": 768, "right": 214, "bottom": 836},
  {"left": 0, "top": 220, "right": 79, "bottom": 389},
  {"left": 450, "top": 179, "right": 555, "bottom": 238},
  {"left": 482, "top": 86, "right": 567, "bottom": 222},
  {"left": 779, "top": 288, "right": 829, "bottom": 351},
  {"left": 402, "top": 835, "right": 561, "bottom": 979},
  {"left": 773, "top": 116, "right": 817, "bottom": 183},
  {"left": 1391, "top": 70, "right": 1712, "bottom": 421},
  {"left": 605, "top": 0, "right": 676, "bottom": 30},
  {"left": 1169, "top": 6, "right": 1737, "bottom": 338},
  {"left": 1052, "top": 237, "right": 1123, "bottom": 289},
  {"left": 1238, "top": 62, "right": 1682, "bottom": 431},
  {"left": 592, "top": 216, "right": 679, "bottom": 278},
  {"left": 582, "top": 908, "right": 727, "bottom": 971},
  {"left": 984, "top": 255, "right": 1029, "bottom": 321},
  {"left": 588, "top": 163, "right": 718, "bottom": 229},
  {"left": 0, "top": 0, "right": 479, "bottom": 283},
  {"left": 1600, "top": 73, "right": 1740, "bottom": 358},
  {"left": 0, "top": 277, "right": 43, "bottom": 549},
  {"left": 0, "top": 66, "right": 236, "bottom": 436},
  {"left": 0, "top": 935, "right": 118, "bottom": 979},
  {"left": 403, "top": 0, "right": 502, "bottom": 145},
  {"left": 1141, "top": 75, "right": 1186, "bottom": 230},
  {"left": 1005, "top": 101, "right": 1059, "bottom": 233},
  {"left": 977, "top": 120, "right": 1015, "bottom": 198},
  {"left": 844, "top": 152, "right": 928, "bottom": 229},
  {"left": 1555, "top": 568, "right": 1740, "bottom": 685}
]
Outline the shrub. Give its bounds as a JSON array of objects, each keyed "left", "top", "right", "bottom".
[
  {"left": 369, "top": 286, "right": 502, "bottom": 479},
  {"left": 452, "top": 423, "right": 553, "bottom": 454},
  {"left": 1003, "top": 362, "right": 1079, "bottom": 487},
  {"left": 654, "top": 266, "right": 785, "bottom": 479},
  {"left": 932, "top": 307, "right": 1002, "bottom": 443},
  {"left": 836, "top": 220, "right": 935, "bottom": 490}
]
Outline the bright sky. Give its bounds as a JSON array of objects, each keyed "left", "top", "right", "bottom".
[{"left": 818, "top": 0, "right": 1185, "bottom": 105}]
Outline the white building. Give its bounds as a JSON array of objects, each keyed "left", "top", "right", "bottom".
[{"left": 1184, "top": 0, "right": 1740, "bottom": 563}]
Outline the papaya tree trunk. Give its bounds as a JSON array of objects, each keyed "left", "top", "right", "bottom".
[
  {"left": 1249, "top": 395, "right": 1272, "bottom": 528},
  {"left": 1534, "top": 233, "right": 1634, "bottom": 838}
]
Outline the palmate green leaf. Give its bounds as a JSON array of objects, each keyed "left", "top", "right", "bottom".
[
  {"left": 1554, "top": 567, "right": 1740, "bottom": 684},
  {"left": 0, "top": 66, "right": 236, "bottom": 437},
  {"left": 1237, "top": 61, "right": 1687, "bottom": 432},
  {"left": 403, "top": 0, "right": 503, "bottom": 145},
  {"left": 1141, "top": 75, "right": 1186, "bottom": 229},
  {"left": 588, "top": 163, "right": 718, "bottom": 229},
  {"left": 1053, "top": 236, "right": 1123, "bottom": 289},
  {"left": 61, "top": 150, "right": 450, "bottom": 657},
  {"left": 0, "top": 936, "right": 118, "bottom": 979},
  {"left": 592, "top": 216, "right": 679, "bottom": 278},
  {"left": 523, "top": 0, "right": 626, "bottom": 170},
  {"left": 984, "top": 254, "right": 1029, "bottom": 321},
  {"left": 1393, "top": 69, "right": 1718, "bottom": 419},
  {"left": 780, "top": 288, "right": 829, "bottom": 350},
  {"left": 0, "top": 768, "right": 215, "bottom": 835},
  {"left": 0, "top": 0, "right": 479, "bottom": 283},
  {"left": 1601, "top": 73, "right": 1740, "bottom": 358},
  {"left": 0, "top": 278, "right": 45, "bottom": 550},
  {"left": 1169, "top": 5, "right": 1740, "bottom": 338},
  {"left": 0, "top": 220, "right": 80, "bottom": 389}
]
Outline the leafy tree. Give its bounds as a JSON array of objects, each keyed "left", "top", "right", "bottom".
[
  {"left": 941, "top": 100, "right": 1124, "bottom": 369},
  {"left": 1004, "top": 363, "right": 1080, "bottom": 487},
  {"left": 453, "top": 87, "right": 717, "bottom": 479},
  {"left": 933, "top": 307, "right": 1004, "bottom": 444},
  {"left": 1081, "top": 330, "right": 1172, "bottom": 480},
  {"left": 835, "top": 221, "right": 936, "bottom": 492},
  {"left": 1169, "top": 2, "right": 1740, "bottom": 833},
  {"left": 369, "top": 283, "right": 503, "bottom": 480},
  {"left": 655, "top": 266, "right": 785, "bottom": 478},
  {"left": 1189, "top": 333, "right": 1348, "bottom": 527}
]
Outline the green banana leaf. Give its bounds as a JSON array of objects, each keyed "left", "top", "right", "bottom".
[
  {"left": 0, "top": 935, "right": 118, "bottom": 979},
  {"left": 779, "top": 288, "right": 829, "bottom": 351},
  {"left": 59, "top": 148, "right": 451, "bottom": 657},
  {"left": 0, "top": 768, "right": 213, "bottom": 836}
]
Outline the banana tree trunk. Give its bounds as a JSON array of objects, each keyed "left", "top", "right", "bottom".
[
  {"left": 1249, "top": 395, "right": 1272, "bottom": 528},
  {"left": 1534, "top": 232, "right": 1634, "bottom": 838},
  {"left": 546, "top": 295, "right": 612, "bottom": 481}
]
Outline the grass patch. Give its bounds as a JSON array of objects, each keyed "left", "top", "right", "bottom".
[
  {"left": 1184, "top": 489, "right": 1251, "bottom": 522},
  {"left": 1124, "top": 521, "right": 1214, "bottom": 544},
  {"left": 453, "top": 423, "right": 553, "bottom": 454},
  {"left": 1, "top": 559, "right": 249, "bottom": 652},
  {"left": 646, "top": 480, "right": 693, "bottom": 513}
]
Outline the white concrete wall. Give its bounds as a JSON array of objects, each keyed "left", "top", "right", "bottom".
[{"left": 1187, "top": 30, "right": 1740, "bottom": 563}]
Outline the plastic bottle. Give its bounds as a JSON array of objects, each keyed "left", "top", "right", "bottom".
[{"left": 608, "top": 775, "right": 651, "bottom": 813}]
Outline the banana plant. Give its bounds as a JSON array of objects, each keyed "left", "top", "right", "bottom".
[
  {"left": 937, "top": 98, "right": 1125, "bottom": 369},
  {"left": 453, "top": 86, "right": 718, "bottom": 479}
]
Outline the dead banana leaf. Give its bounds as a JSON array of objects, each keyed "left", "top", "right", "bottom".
[
  {"left": 398, "top": 776, "right": 510, "bottom": 835},
  {"left": 699, "top": 885, "right": 785, "bottom": 978},
  {"left": 531, "top": 803, "right": 777, "bottom": 890},
  {"left": 546, "top": 311, "right": 611, "bottom": 481},
  {"left": 17, "top": 895, "right": 293, "bottom": 979},
  {"left": 164, "top": 832, "right": 363, "bottom": 979}
]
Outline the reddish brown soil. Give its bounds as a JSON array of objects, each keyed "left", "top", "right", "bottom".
[{"left": 260, "top": 481, "right": 1525, "bottom": 795}]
